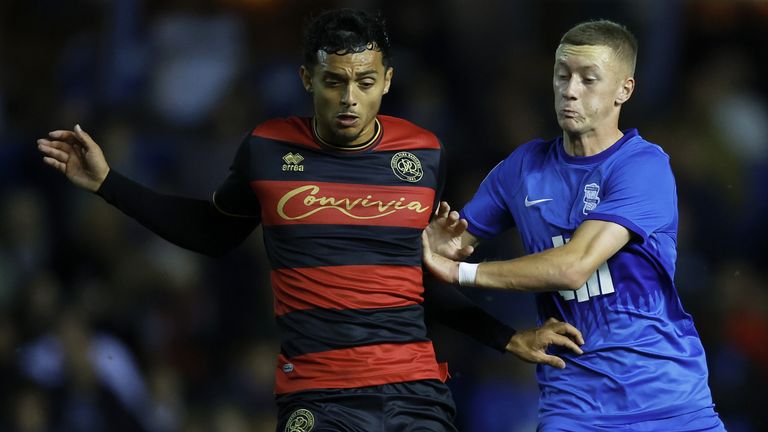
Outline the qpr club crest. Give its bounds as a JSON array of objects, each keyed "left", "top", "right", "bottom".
[
  {"left": 285, "top": 408, "right": 315, "bottom": 432},
  {"left": 583, "top": 183, "right": 600, "bottom": 215},
  {"left": 390, "top": 151, "right": 423, "bottom": 183}
]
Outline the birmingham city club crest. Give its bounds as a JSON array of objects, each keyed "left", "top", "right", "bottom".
[{"left": 583, "top": 183, "right": 600, "bottom": 215}]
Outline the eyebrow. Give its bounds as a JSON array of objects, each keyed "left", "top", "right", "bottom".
[
  {"left": 322, "top": 70, "right": 379, "bottom": 79},
  {"left": 356, "top": 70, "right": 379, "bottom": 77},
  {"left": 555, "top": 61, "right": 601, "bottom": 72}
]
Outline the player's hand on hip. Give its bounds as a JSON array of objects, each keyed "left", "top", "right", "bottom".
[
  {"left": 425, "top": 201, "right": 474, "bottom": 260},
  {"left": 37, "top": 124, "right": 110, "bottom": 193},
  {"left": 505, "top": 318, "right": 585, "bottom": 369}
]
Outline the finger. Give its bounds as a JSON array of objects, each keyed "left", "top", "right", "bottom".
[
  {"left": 436, "top": 201, "right": 449, "bottom": 217},
  {"left": 37, "top": 142, "right": 70, "bottom": 163},
  {"left": 74, "top": 124, "right": 98, "bottom": 152},
  {"left": 446, "top": 210, "right": 461, "bottom": 229},
  {"left": 456, "top": 245, "right": 474, "bottom": 260},
  {"left": 545, "top": 317, "right": 559, "bottom": 325},
  {"left": 550, "top": 334, "right": 584, "bottom": 355},
  {"left": 556, "top": 323, "right": 585, "bottom": 346},
  {"left": 534, "top": 352, "right": 566, "bottom": 369},
  {"left": 48, "top": 130, "right": 78, "bottom": 141},
  {"left": 450, "top": 218, "right": 469, "bottom": 235},
  {"left": 438, "top": 201, "right": 450, "bottom": 219},
  {"left": 43, "top": 156, "right": 67, "bottom": 174}
]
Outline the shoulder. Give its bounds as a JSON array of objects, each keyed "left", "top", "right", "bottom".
[
  {"left": 499, "top": 137, "right": 552, "bottom": 168},
  {"left": 617, "top": 134, "right": 671, "bottom": 170},
  {"left": 377, "top": 115, "right": 441, "bottom": 151},
  {"left": 250, "top": 116, "right": 316, "bottom": 147}
]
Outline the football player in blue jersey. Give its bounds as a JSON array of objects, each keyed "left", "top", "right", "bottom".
[{"left": 423, "top": 19, "right": 726, "bottom": 431}]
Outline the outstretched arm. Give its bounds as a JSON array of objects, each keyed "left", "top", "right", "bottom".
[
  {"left": 37, "top": 126, "right": 258, "bottom": 256},
  {"left": 423, "top": 218, "right": 630, "bottom": 291}
]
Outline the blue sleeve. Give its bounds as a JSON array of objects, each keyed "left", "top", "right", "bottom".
[
  {"left": 460, "top": 156, "right": 518, "bottom": 240},
  {"left": 585, "top": 148, "right": 677, "bottom": 243}
]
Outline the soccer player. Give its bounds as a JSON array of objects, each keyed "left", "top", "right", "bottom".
[
  {"left": 422, "top": 20, "right": 726, "bottom": 431},
  {"left": 38, "top": 9, "right": 584, "bottom": 431}
]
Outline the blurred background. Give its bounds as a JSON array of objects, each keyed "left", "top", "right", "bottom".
[{"left": 1, "top": 0, "right": 767, "bottom": 430}]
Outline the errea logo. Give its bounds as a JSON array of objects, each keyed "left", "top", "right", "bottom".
[{"left": 283, "top": 152, "right": 304, "bottom": 172}]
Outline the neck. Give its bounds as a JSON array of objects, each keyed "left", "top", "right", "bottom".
[
  {"left": 313, "top": 117, "right": 381, "bottom": 151},
  {"left": 563, "top": 128, "right": 624, "bottom": 157}
]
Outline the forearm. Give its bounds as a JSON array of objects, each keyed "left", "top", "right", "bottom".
[
  {"left": 473, "top": 246, "right": 585, "bottom": 292},
  {"left": 423, "top": 279, "right": 516, "bottom": 352},
  {"left": 96, "top": 170, "right": 258, "bottom": 256}
]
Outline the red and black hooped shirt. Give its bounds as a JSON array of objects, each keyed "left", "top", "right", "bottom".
[{"left": 214, "top": 115, "right": 447, "bottom": 394}]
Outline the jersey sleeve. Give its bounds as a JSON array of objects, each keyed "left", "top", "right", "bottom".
[
  {"left": 584, "top": 148, "right": 677, "bottom": 243},
  {"left": 459, "top": 155, "right": 518, "bottom": 239},
  {"left": 213, "top": 133, "right": 262, "bottom": 218},
  {"left": 432, "top": 140, "right": 447, "bottom": 211}
]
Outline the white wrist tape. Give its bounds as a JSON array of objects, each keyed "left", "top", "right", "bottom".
[{"left": 458, "top": 262, "right": 479, "bottom": 286}]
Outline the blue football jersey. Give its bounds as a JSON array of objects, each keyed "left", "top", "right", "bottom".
[{"left": 461, "top": 130, "right": 717, "bottom": 426}]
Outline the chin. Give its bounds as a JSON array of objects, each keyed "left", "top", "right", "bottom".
[{"left": 559, "top": 120, "right": 584, "bottom": 135}]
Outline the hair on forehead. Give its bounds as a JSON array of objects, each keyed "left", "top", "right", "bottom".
[
  {"left": 303, "top": 8, "right": 391, "bottom": 70},
  {"left": 560, "top": 19, "right": 637, "bottom": 74}
]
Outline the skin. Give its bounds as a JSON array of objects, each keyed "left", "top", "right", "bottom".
[
  {"left": 553, "top": 44, "right": 635, "bottom": 156},
  {"left": 300, "top": 49, "right": 393, "bottom": 148},
  {"left": 422, "top": 43, "right": 638, "bottom": 352},
  {"left": 37, "top": 43, "right": 583, "bottom": 369}
]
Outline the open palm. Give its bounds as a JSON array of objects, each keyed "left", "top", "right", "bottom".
[
  {"left": 424, "top": 201, "right": 474, "bottom": 260},
  {"left": 37, "top": 125, "right": 109, "bottom": 192}
]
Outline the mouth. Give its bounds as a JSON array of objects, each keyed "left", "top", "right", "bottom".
[
  {"left": 560, "top": 109, "right": 579, "bottom": 119},
  {"left": 336, "top": 113, "right": 359, "bottom": 127}
]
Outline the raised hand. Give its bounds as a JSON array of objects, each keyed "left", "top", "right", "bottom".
[
  {"left": 421, "top": 231, "right": 460, "bottom": 284},
  {"left": 424, "top": 201, "right": 475, "bottom": 260},
  {"left": 505, "top": 318, "right": 585, "bottom": 369},
  {"left": 37, "top": 124, "right": 110, "bottom": 192}
]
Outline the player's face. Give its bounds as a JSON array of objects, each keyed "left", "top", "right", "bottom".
[
  {"left": 553, "top": 44, "right": 633, "bottom": 136},
  {"left": 301, "top": 49, "right": 393, "bottom": 147}
]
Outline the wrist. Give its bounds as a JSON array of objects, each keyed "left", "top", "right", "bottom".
[
  {"left": 94, "top": 168, "right": 111, "bottom": 194},
  {"left": 505, "top": 333, "right": 522, "bottom": 356},
  {"left": 458, "top": 262, "right": 479, "bottom": 286}
]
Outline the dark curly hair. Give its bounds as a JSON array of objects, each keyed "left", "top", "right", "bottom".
[{"left": 303, "top": 9, "right": 391, "bottom": 70}]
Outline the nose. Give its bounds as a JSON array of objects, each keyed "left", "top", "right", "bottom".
[
  {"left": 340, "top": 83, "right": 358, "bottom": 107},
  {"left": 561, "top": 76, "right": 578, "bottom": 100}
]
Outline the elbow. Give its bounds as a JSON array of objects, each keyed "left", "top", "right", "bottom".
[{"left": 557, "top": 262, "right": 591, "bottom": 291}]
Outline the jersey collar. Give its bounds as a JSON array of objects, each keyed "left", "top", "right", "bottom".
[
  {"left": 312, "top": 117, "right": 383, "bottom": 152},
  {"left": 557, "top": 128, "right": 639, "bottom": 165}
]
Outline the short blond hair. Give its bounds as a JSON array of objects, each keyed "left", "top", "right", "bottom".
[{"left": 560, "top": 20, "right": 637, "bottom": 74}]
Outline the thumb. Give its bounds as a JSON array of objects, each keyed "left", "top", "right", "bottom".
[{"left": 74, "top": 124, "right": 98, "bottom": 152}]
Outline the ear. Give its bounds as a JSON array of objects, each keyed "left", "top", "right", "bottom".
[
  {"left": 299, "top": 65, "right": 313, "bottom": 92},
  {"left": 615, "top": 76, "right": 635, "bottom": 106},
  {"left": 382, "top": 67, "right": 394, "bottom": 95}
]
